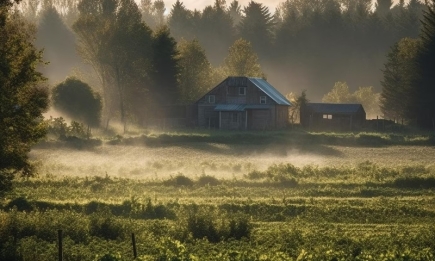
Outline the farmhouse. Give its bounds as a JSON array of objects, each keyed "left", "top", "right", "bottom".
[
  {"left": 196, "top": 77, "right": 291, "bottom": 130},
  {"left": 300, "top": 103, "right": 366, "bottom": 131}
]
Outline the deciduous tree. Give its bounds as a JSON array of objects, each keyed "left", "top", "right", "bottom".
[
  {"left": 52, "top": 77, "right": 102, "bottom": 132},
  {"left": 177, "top": 39, "right": 213, "bottom": 103},
  {"left": 223, "top": 38, "right": 265, "bottom": 78},
  {"left": 1, "top": 5, "right": 49, "bottom": 194}
]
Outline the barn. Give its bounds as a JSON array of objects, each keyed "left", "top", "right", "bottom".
[
  {"left": 300, "top": 103, "right": 366, "bottom": 131},
  {"left": 196, "top": 77, "right": 291, "bottom": 130}
]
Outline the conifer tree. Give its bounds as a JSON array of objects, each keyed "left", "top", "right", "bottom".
[{"left": 411, "top": 0, "right": 435, "bottom": 128}]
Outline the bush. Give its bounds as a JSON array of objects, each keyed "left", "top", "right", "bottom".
[
  {"left": 5, "top": 197, "right": 33, "bottom": 212},
  {"left": 197, "top": 175, "right": 221, "bottom": 186},
  {"left": 89, "top": 213, "right": 125, "bottom": 240},
  {"left": 392, "top": 177, "right": 435, "bottom": 189},
  {"left": 163, "top": 175, "right": 194, "bottom": 187}
]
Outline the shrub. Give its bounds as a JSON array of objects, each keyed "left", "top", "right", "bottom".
[
  {"left": 392, "top": 177, "right": 435, "bottom": 189},
  {"left": 163, "top": 175, "right": 194, "bottom": 187},
  {"left": 5, "top": 197, "right": 33, "bottom": 212},
  {"left": 197, "top": 175, "right": 221, "bottom": 186},
  {"left": 89, "top": 213, "right": 125, "bottom": 240}
]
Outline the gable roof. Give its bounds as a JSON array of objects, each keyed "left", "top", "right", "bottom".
[
  {"left": 248, "top": 77, "right": 291, "bottom": 106},
  {"left": 306, "top": 103, "right": 365, "bottom": 114}
]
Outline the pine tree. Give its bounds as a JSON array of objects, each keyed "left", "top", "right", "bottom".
[
  {"left": 380, "top": 38, "right": 421, "bottom": 121},
  {"left": 151, "top": 26, "right": 180, "bottom": 107},
  {"left": 238, "top": 1, "right": 275, "bottom": 60},
  {"left": 411, "top": 0, "right": 435, "bottom": 128},
  {"left": 36, "top": 5, "right": 79, "bottom": 83}
]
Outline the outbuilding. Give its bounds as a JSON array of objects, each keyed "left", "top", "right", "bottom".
[{"left": 300, "top": 103, "right": 366, "bottom": 131}]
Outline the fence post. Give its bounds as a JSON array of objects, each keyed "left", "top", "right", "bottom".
[
  {"left": 58, "top": 229, "right": 63, "bottom": 261},
  {"left": 132, "top": 233, "right": 137, "bottom": 259}
]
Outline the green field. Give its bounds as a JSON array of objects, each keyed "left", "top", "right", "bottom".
[{"left": 1, "top": 131, "right": 435, "bottom": 261}]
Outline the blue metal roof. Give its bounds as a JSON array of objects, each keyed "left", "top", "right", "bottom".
[
  {"left": 306, "top": 103, "right": 364, "bottom": 114},
  {"left": 248, "top": 78, "right": 292, "bottom": 106}
]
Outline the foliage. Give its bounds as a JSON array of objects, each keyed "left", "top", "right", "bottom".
[
  {"left": 177, "top": 39, "right": 213, "bottom": 103},
  {"left": 223, "top": 38, "right": 265, "bottom": 78},
  {"left": 150, "top": 25, "right": 180, "bottom": 108},
  {"left": 287, "top": 90, "right": 308, "bottom": 124},
  {"left": 0, "top": 7, "right": 49, "bottom": 195},
  {"left": 380, "top": 38, "right": 421, "bottom": 121},
  {"left": 52, "top": 77, "right": 102, "bottom": 129},
  {"left": 409, "top": 0, "right": 435, "bottom": 129},
  {"left": 35, "top": 4, "right": 79, "bottom": 83},
  {"left": 73, "top": 0, "right": 153, "bottom": 131},
  {"left": 238, "top": 1, "right": 275, "bottom": 60},
  {"left": 322, "top": 82, "right": 381, "bottom": 118}
]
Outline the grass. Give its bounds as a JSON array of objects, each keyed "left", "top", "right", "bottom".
[{"left": 3, "top": 130, "right": 435, "bottom": 260}]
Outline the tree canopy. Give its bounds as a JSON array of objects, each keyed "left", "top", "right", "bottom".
[
  {"left": 52, "top": 77, "right": 102, "bottom": 129},
  {"left": 223, "top": 38, "right": 265, "bottom": 78},
  {"left": 1, "top": 6, "right": 49, "bottom": 194}
]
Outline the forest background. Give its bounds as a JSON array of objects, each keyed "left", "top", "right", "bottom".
[{"left": 11, "top": 0, "right": 429, "bottom": 127}]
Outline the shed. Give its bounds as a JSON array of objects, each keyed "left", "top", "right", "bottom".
[
  {"left": 196, "top": 77, "right": 292, "bottom": 130},
  {"left": 300, "top": 103, "right": 366, "bottom": 131}
]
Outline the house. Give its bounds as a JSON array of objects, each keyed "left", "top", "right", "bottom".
[
  {"left": 300, "top": 103, "right": 366, "bottom": 131},
  {"left": 196, "top": 77, "right": 291, "bottom": 130}
]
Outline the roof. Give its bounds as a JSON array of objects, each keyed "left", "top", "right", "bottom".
[
  {"left": 214, "top": 104, "right": 271, "bottom": 111},
  {"left": 248, "top": 78, "right": 292, "bottom": 106},
  {"left": 306, "top": 103, "right": 365, "bottom": 114}
]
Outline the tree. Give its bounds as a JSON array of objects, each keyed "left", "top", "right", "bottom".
[
  {"left": 223, "top": 38, "right": 265, "bottom": 78},
  {"left": 353, "top": 86, "right": 381, "bottom": 118},
  {"left": 140, "top": 0, "right": 165, "bottom": 29},
  {"left": 322, "top": 82, "right": 355, "bottom": 103},
  {"left": 74, "top": 0, "right": 153, "bottom": 131},
  {"left": 177, "top": 39, "right": 213, "bottom": 103},
  {"left": 196, "top": 0, "right": 235, "bottom": 65},
  {"left": 287, "top": 90, "right": 308, "bottom": 124},
  {"left": 324, "top": 82, "right": 381, "bottom": 118},
  {"left": 380, "top": 38, "right": 421, "bottom": 121},
  {"left": 150, "top": 25, "right": 180, "bottom": 107},
  {"left": 52, "top": 77, "right": 102, "bottom": 132},
  {"left": 228, "top": 0, "right": 242, "bottom": 27},
  {"left": 1, "top": 6, "right": 49, "bottom": 194},
  {"left": 238, "top": 1, "right": 275, "bottom": 60},
  {"left": 36, "top": 5, "right": 80, "bottom": 83},
  {"left": 409, "top": 0, "right": 435, "bottom": 129},
  {"left": 375, "top": 0, "right": 393, "bottom": 17},
  {"left": 168, "top": 0, "right": 194, "bottom": 40}
]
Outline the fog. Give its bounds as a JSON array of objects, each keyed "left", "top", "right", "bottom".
[{"left": 29, "top": 145, "right": 326, "bottom": 179}]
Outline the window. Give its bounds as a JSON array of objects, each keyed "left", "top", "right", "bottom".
[
  {"left": 208, "top": 95, "right": 215, "bottom": 104},
  {"left": 239, "top": 87, "right": 246, "bottom": 96},
  {"left": 260, "top": 96, "right": 267, "bottom": 104},
  {"left": 323, "top": 114, "right": 332, "bottom": 119}
]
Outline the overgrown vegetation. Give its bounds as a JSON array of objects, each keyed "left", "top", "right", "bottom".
[{"left": 1, "top": 160, "right": 435, "bottom": 260}]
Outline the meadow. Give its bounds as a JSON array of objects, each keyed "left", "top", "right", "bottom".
[{"left": 1, "top": 130, "right": 435, "bottom": 260}]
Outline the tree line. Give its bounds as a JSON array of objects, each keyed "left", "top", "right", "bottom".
[{"left": 19, "top": 0, "right": 428, "bottom": 114}]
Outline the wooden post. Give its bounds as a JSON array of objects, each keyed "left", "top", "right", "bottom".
[
  {"left": 58, "top": 230, "right": 63, "bottom": 261},
  {"left": 219, "top": 111, "right": 222, "bottom": 129},
  {"left": 132, "top": 233, "right": 137, "bottom": 259},
  {"left": 376, "top": 116, "right": 379, "bottom": 131},
  {"left": 245, "top": 110, "right": 248, "bottom": 130}
]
